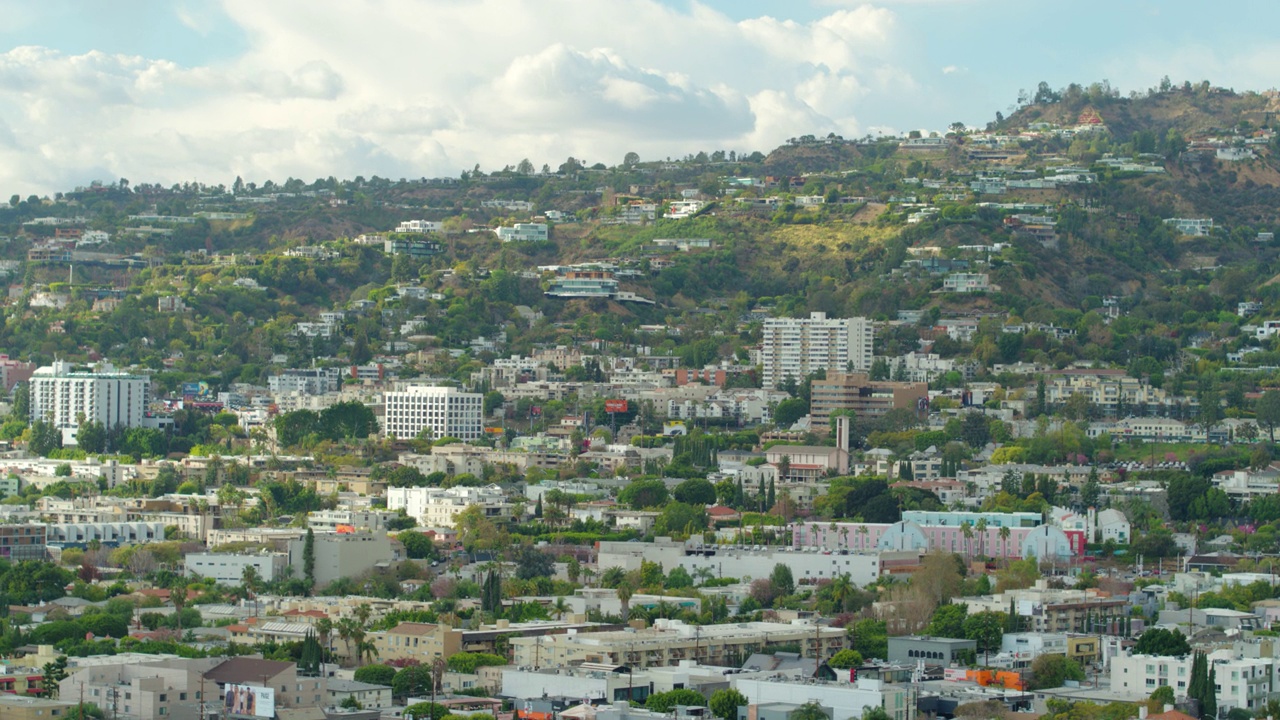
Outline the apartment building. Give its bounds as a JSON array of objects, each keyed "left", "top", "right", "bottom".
[
  {"left": 60, "top": 657, "right": 222, "bottom": 720},
  {"left": 510, "top": 618, "right": 846, "bottom": 670},
  {"left": 809, "top": 372, "right": 928, "bottom": 428},
  {"left": 203, "top": 657, "right": 326, "bottom": 712},
  {"left": 372, "top": 622, "right": 463, "bottom": 663},
  {"left": 760, "top": 313, "right": 873, "bottom": 390},
  {"left": 382, "top": 385, "right": 483, "bottom": 442},
  {"left": 386, "top": 484, "right": 512, "bottom": 529},
  {"left": 0, "top": 523, "right": 48, "bottom": 560},
  {"left": 268, "top": 367, "right": 342, "bottom": 395},
  {"left": 307, "top": 509, "right": 398, "bottom": 532},
  {"left": 966, "top": 583, "right": 1129, "bottom": 635},
  {"left": 0, "top": 696, "right": 79, "bottom": 720},
  {"left": 29, "top": 360, "right": 150, "bottom": 445}
]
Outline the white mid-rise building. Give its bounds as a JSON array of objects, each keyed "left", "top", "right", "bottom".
[
  {"left": 395, "top": 219, "right": 442, "bottom": 234},
  {"left": 382, "top": 385, "right": 483, "bottom": 442},
  {"left": 496, "top": 223, "right": 548, "bottom": 242},
  {"left": 29, "top": 361, "right": 150, "bottom": 445},
  {"left": 185, "top": 551, "right": 289, "bottom": 585},
  {"left": 760, "top": 312, "right": 873, "bottom": 390},
  {"left": 386, "top": 484, "right": 512, "bottom": 528}
]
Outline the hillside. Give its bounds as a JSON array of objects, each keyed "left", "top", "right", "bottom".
[{"left": 2, "top": 79, "right": 1280, "bottom": 390}]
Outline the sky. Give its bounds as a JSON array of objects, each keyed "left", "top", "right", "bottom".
[{"left": 2, "top": 0, "right": 1280, "bottom": 196}]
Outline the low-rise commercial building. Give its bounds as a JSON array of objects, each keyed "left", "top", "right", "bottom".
[
  {"left": 510, "top": 618, "right": 846, "bottom": 670},
  {"left": 185, "top": 552, "right": 289, "bottom": 585}
]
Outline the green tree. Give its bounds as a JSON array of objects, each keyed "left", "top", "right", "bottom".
[
  {"left": 42, "top": 655, "right": 69, "bottom": 698},
  {"left": 963, "top": 610, "right": 1005, "bottom": 663},
  {"left": 354, "top": 664, "right": 397, "bottom": 685},
  {"left": 399, "top": 531, "right": 438, "bottom": 560},
  {"left": 710, "top": 688, "right": 748, "bottom": 720},
  {"left": 773, "top": 398, "right": 808, "bottom": 427},
  {"left": 849, "top": 618, "right": 888, "bottom": 660},
  {"left": 827, "top": 649, "right": 864, "bottom": 669},
  {"left": 770, "top": 563, "right": 795, "bottom": 596},
  {"left": 655, "top": 502, "right": 709, "bottom": 538},
  {"left": 789, "top": 702, "right": 831, "bottom": 720},
  {"left": 673, "top": 478, "right": 717, "bottom": 505},
  {"left": 1132, "top": 628, "right": 1190, "bottom": 657},
  {"left": 29, "top": 419, "right": 62, "bottom": 457},
  {"left": 1029, "top": 654, "right": 1085, "bottom": 690},
  {"left": 302, "top": 528, "right": 316, "bottom": 591},
  {"left": 927, "top": 603, "right": 969, "bottom": 639},
  {"left": 1257, "top": 390, "right": 1280, "bottom": 442},
  {"left": 645, "top": 689, "right": 706, "bottom": 713},
  {"left": 619, "top": 478, "right": 669, "bottom": 509},
  {"left": 76, "top": 420, "right": 107, "bottom": 453}
]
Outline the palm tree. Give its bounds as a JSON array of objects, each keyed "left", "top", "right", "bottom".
[
  {"left": 315, "top": 618, "right": 334, "bottom": 660},
  {"left": 360, "top": 638, "right": 379, "bottom": 665},
  {"left": 354, "top": 603, "right": 372, "bottom": 628},
  {"left": 960, "top": 521, "right": 974, "bottom": 560},
  {"left": 999, "top": 525, "right": 1011, "bottom": 557},
  {"left": 617, "top": 580, "right": 635, "bottom": 622},
  {"left": 975, "top": 518, "right": 988, "bottom": 559},
  {"left": 552, "top": 597, "right": 570, "bottom": 621},
  {"left": 857, "top": 525, "right": 870, "bottom": 551},
  {"left": 828, "top": 573, "right": 854, "bottom": 612},
  {"left": 336, "top": 618, "right": 360, "bottom": 664}
]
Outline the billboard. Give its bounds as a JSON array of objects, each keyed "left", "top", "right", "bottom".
[
  {"left": 224, "top": 684, "right": 275, "bottom": 718},
  {"left": 604, "top": 399, "right": 628, "bottom": 413}
]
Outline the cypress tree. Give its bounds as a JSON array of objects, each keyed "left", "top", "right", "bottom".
[
  {"left": 767, "top": 478, "right": 776, "bottom": 510},
  {"left": 1188, "top": 652, "right": 1205, "bottom": 702},
  {"left": 302, "top": 528, "right": 316, "bottom": 591},
  {"left": 1203, "top": 665, "right": 1217, "bottom": 719}
]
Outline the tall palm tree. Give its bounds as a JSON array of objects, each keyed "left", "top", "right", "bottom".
[
  {"left": 336, "top": 618, "right": 360, "bottom": 664},
  {"left": 960, "top": 521, "right": 974, "bottom": 560},
  {"left": 315, "top": 618, "right": 334, "bottom": 660},
  {"left": 999, "top": 525, "right": 1011, "bottom": 557},
  {"left": 617, "top": 580, "right": 635, "bottom": 622},
  {"left": 828, "top": 573, "right": 854, "bottom": 612},
  {"left": 975, "top": 518, "right": 988, "bottom": 559},
  {"left": 552, "top": 597, "right": 570, "bottom": 621},
  {"left": 857, "top": 525, "right": 870, "bottom": 551}
]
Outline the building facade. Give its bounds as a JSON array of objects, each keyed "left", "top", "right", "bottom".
[
  {"left": 510, "top": 619, "right": 846, "bottom": 670},
  {"left": 185, "top": 552, "right": 289, "bottom": 585},
  {"left": 809, "top": 373, "right": 928, "bottom": 428},
  {"left": 30, "top": 361, "right": 150, "bottom": 445},
  {"left": 760, "top": 313, "right": 873, "bottom": 390},
  {"left": 386, "top": 484, "right": 512, "bottom": 529},
  {"left": 382, "top": 385, "right": 483, "bottom": 442}
]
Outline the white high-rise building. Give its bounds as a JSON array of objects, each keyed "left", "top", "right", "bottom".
[
  {"left": 382, "top": 385, "right": 483, "bottom": 441},
  {"left": 760, "top": 312, "right": 873, "bottom": 390},
  {"left": 29, "top": 361, "right": 150, "bottom": 445}
]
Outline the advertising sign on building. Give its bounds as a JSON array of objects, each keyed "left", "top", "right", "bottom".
[{"left": 224, "top": 684, "right": 275, "bottom": 718}]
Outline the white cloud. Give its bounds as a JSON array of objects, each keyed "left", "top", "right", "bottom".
[{"left": 0, "top": 0, "right": 928, "bottom": 194}]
